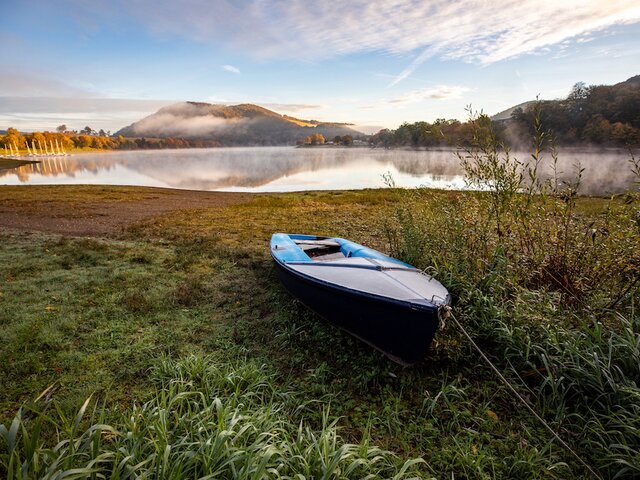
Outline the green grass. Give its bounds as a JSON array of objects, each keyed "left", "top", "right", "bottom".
[
  {"left": 1, "top": 185, "right": 637, "bottom": 479},
  {"left": 2, "top": 356, "right": 428, "bottom": 479}
]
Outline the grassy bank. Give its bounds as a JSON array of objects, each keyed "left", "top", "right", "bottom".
[{"left": 0, "top": 181, "right": 638, "bottom": 478}]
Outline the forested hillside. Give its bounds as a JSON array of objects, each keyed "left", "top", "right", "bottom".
[
  {"left": 508, "top": 76, "right": 640, "bottom": 145},
  {"left": 369, "top": 76, "right": 640, "bottom": 148}
]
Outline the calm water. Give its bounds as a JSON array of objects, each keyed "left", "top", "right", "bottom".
[{"left": 0, "top": 146, "right": 635, "bottom": 194}]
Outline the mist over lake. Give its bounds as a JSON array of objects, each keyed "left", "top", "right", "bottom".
[{"left": 0, "top": 146, "right": 635, "bottom": 195}]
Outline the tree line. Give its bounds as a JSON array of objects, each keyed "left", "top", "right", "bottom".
[
  {"left": 3, "top": 75, "right": 639, "bottom": 153},
  {"left": 508, "top": 77, "right": 640, "bottom": 146},
  {"left": 370, "top": 76, "right": 640, "bottom": 149},
  {"left": 297, "top": 134, "right": 355, "bottom": 145},
  {"left": 0, "top": 126, "right": 221, "bottom": 153},
  {"left": 369, "top": 119, "right": 475, "bottom": 148}
]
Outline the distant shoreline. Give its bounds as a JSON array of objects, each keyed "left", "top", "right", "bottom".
[
  {"left": 295, "top": 144, "right": 370, "bottom": 149},
  {"left": 0, "top": 158, "right": 39, "bottom": 171}
]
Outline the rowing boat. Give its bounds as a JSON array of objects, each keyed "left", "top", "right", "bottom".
[{"left": 270, "top": 233, "right": 450, "bottom": 365}]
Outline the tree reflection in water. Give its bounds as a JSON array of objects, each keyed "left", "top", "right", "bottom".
[{"left": 0, "top": 147, "right": 634, "bottom": 195}]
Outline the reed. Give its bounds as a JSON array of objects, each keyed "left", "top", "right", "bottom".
[
  {"left": 0, "top": 356, "right": 425, "bottom": 479},
  {"left": 384, "top": 107, "right": 640, "bottom": 477}
]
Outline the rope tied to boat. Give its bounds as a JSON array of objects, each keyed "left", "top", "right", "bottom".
[
  {"left": 437, "top": 304, "right": 451, "bottom": 331},
  {"left": 437, "top": 304, "right": 603, "bottom": 480}
]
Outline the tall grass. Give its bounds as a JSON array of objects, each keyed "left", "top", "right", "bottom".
[
  {"left": 385, "top": 107, "right": 640, "bottom": 478},
  {"left": 0, "top": 356, "right": 425, "bottom": 479}
]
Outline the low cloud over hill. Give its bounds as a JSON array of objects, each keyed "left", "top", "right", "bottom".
[{"left": 116, "top": 102, "right": 362, "bottom": 145}]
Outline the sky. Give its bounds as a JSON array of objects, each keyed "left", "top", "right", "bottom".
[{"left": 1, "top": 0, "right": 640, "bottom": 134}]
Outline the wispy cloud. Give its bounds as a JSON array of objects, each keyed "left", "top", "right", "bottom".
[
  {"left": 0, "top": 96, "right": 171, "bottom": 114},
  {"left": 0, "top": 70, "right": 96, "bottom": 97},
  {"left": 360, "top": 85, "right": 469, "bottom": 109},
  {"left": 259, "top": 103, "right": 322, "bottom": 113},
  {"left": 388, "top": 85, "right": 469, "bottom": 104},
  {"left": 0, "top": 95, "right": 173, "bottom": 132},
  {"left": 388, "top": 48, "right": 434, "bottom": 87},
  {"left": 204, "top": 98, "right": 322, "bottom": 113},
  {"left": 92, "top": 0, "right": 640, "bottom": 86},
  {"left": 222, "top": 64, "right": 240, "bottom": 74},
  {"left": 0, "top": 95, "right": 326, "bottom": 132}
]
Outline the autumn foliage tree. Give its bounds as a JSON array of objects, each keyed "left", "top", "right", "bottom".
[
  {"left": 304, "top": 133, "right": 325, "bottom": 145},
  {"left": 509, "top": 77, "right": 640, "bottom": 146},
  {"left": 0, "top": 127, "right": 27, "bottom": 149},
  {"left": 369, "top": 120, "right": 473, "bottom": 148},
  {"left": 370, "top": 76, "right": 640, "bottom": 149},
  {"left": 0, "top": 128, "right": 218, "bottom": 152}
]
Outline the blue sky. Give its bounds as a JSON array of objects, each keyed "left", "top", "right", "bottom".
[{"left": 1, "top": 0, "right": 640, "bottom": 133}]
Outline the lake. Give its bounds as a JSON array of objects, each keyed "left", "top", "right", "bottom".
[{"left": 0, "top": 146, "right": 635, "bottom": 195}]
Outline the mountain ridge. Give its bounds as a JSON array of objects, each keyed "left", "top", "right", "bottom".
[{"left": 116, "top": 102, "right": 362, "bottom": 146}]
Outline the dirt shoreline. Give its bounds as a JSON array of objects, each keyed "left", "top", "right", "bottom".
[{"left": 0, "top": 185, "right": 254, "bottom": 237}]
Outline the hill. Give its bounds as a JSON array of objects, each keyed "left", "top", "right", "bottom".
[
  {"left": 498, "top": 75, "right": 640, "bottom": 145},
  {"left": 115, "top": 102, "right": 363, "bottom": 146},
  {"left": 490, "top": 101, "right": 536, "bottom": 122}
]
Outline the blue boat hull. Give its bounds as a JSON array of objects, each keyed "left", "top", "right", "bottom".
[{"left": 273, "top": 258, "right": 440, "bottom": 365}]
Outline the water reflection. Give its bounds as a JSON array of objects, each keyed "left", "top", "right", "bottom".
[{"left": 0, "top": 147, "right": 635, "bottom": 194}]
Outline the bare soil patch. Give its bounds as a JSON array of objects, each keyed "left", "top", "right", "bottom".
[{"left": 0, "top": 185, "right": 253, "bottom": 236}]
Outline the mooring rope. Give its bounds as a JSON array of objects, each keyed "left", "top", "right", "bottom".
[{"left": 438, "top": 305, "right": 603, "bottom": 480}]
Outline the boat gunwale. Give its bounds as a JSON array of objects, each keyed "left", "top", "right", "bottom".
[
  {"left": 283, "top": 259, "right": 424, "bottom": 273},
  {"left": 271, "top": 251, "right": 445, "bottom": 311}
]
